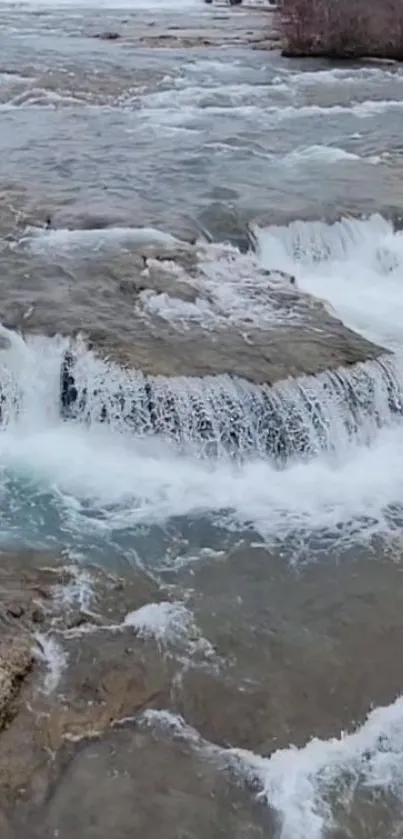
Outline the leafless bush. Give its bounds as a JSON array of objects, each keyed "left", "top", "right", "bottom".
[{"left": 278, "top": 0, "right": 403, "bottom": 59}]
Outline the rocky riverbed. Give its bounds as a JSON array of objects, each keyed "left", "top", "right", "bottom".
[{"left": 2, "top": 546, "right": 403, "bottom": 838}]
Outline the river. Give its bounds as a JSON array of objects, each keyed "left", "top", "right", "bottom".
[{"left": 1, "top": 0, "right": 403, "bottom": 837}]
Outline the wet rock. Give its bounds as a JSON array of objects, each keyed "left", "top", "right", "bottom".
[
  {"left": 60, "top": 350, "right": 78, "bottom": 420},
  {"left": 57, "top": 322, "right": 388, "bottom": 435},
  {"left": 6, "top": 604, "right": 25, "bottom": 620},
  {"left": 0, "top": 637, "right": 33, "bottom": 730},
  {"left": 0, "top": 551, "right": 176, "bottom": 826},
  {"left": 0, "top": 334, "right": 11, "bottom": 351},
  {"left": 0, "top": 812, "right": 12, "bottom": 839},
  {"left": 49, "top": 208, "right": 139, "bottom": 231},
  {"left": 31, "top": 608, "right": 45, "bottom": 625},
  {"left": 29, "top": 726, "right": 270, "bottom": 839},
  {"left": 197, "top": 202, "right": 255, "bottom": 253},
  {"left": 174, "top": 544, "right": 403, "bottom": 754},
  {"left": 0, "top": 545, "right": 402, "bottom": 836},
  {"left": 94, "top": 31, "right": 121, "bottom": 41},
  {"left": 64, "top": 610, "right": 106, "bottom": 630},
  {"left": 51, "top": 629, "right": 170, "bottom": 742},
  {"left": 0, "top": 217, "right": 387, "bottom": 391},
  {"left": 0, "top": 552, "right": 69, "bottom": 631},
  {"left": 252, "top": 38, "right": 283, "bottom": 51},
  {"left": 0, "top": 550, "right": 274, "bottom": 839}
]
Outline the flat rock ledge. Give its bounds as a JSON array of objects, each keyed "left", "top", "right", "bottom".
[
  {"left": 4, "top": 241, "right": 388, "bottom": 386},
  {"left": 87, "top": 297, "right": 386, "bottom": 384}
]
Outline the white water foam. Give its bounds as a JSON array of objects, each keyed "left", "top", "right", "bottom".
[
  {"left": 0, "top": 328, "right": 65, "bottom": 428},
  {"left": 202, "top": 141, "right": 380, "bottom": 168},
  {"left": 2, "top": 385, "right": 403, "bottom": 546},
  {"left": 233, "top": 696, "right": 403, "bottom": 839},
  {"left": 0, "top": 330, "right": 402, "bottom": 546},
  {"left": 0, "top": 72, "right": 30, "bottom": 85},
  {"left": 284, "top": 144, "right": 381, "bottom": 166},
  {"left": 288, "top": 66, "right": 403, "bottom": 87},
  {"left": 62, "top": 598, "right": 215, "bottom": 660},
  {"left": 18, "top": 224, "right": 300, "bottom": 329},
  {"left": 34, "top": 632, "right": 68, "bottom": 693},
  {"left": 141, "top": 69, "right": 403, "bottom": 122},
  {"left": 262, "top": 99, "right": 403, "bottom": 123},
  {"left": 139, "top": 99, "right": 403, "bottom": 133},
  {"left": 25, "top": 225, "right": 182, "bottom": 255},
  {"left": 7, "top": 89, "right": 86, "bottom": 108},
  {"left": 256, "top": 214, "right": 403, "bottom": 350},
  {"left": 141, "top": 82, "right": 290, "bottom": 111},
  {"left": 52, "top": 564, "right": 94, "bottom": 612},
  {"left": 124, "top": 601, "right": 215, "bottom": 658},
  {"left": 192, "top": 243, "right": 298, "bottom": 328},
  {"left": 140, "top": 291, "right": 218, "bottom": 329},
  {"left": 144, "top": 698, "right": 403, "bottom": 839}
]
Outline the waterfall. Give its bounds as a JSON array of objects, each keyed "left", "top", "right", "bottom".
[{"left": 0, "top": 329, "right": 401, "bottom": 464}]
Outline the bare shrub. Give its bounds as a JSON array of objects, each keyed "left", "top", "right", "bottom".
[{"left": 278, "top": 0, "right": 403, "bottom": 59}]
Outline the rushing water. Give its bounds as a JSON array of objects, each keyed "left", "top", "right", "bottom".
[{"left": 2, "top": 0, "right": 403, "bottom": 836}]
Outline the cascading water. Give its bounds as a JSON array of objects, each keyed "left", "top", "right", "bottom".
[
  {"left": 0, "top": 321, "right": 403, "bottom": 557},
  {"left": 0, "top": 327, "right": 65, "bottom": 429},
  {"left": 0, "top": 330, "right": 402, "bottom": 464},
  {"left": 0, "top": 212, "right": 403, "bottom": 557},
  {"left": 64, "top": 345, "right": 403, "bottom": 461},
  {"left": 256, "top": 214, "right": 403, "bottom": 351}
]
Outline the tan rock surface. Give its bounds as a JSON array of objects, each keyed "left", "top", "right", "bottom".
[
  {"left": 1, "top": 247, "right": 386, "bottom": 386},
  {"left": 0, "top": 545, "right": 402, "bottom": 836},
  {"left": 0, "top": 550, "right": 270, "bottom": 838}
]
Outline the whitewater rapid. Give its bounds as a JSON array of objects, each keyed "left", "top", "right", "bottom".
[
  {"left": 257, "top": 214, "right": 403, "bottom": 351},
  {"left": 1, "top": 215, "right": 403, "bottom": 555}
]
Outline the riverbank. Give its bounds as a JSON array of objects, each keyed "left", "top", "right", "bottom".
[{"left": 278, "top": 0, "right": 403, "bottom": 62}]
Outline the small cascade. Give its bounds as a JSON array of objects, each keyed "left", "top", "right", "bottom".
[
  {"left": 0, "top": 330, "right": 402, "bottom": 464},
  {"left": 0, "top": 329, "right": 66, "bottom": 430},
  {"left": 255, "top": 214, "right": 403, "bottom": 351},
  {"left": 60, "top": 341, "right": 403, "bottom": 462}
]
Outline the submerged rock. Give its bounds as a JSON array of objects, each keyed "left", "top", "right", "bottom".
[
  {"left": 94, "top": 31, "right": 121, "bottom": 41},
  {"left": 196, "top": 203, "right": 255, "bottom": 253},
  {"left": 0, "top": 552, "right": 265, "bottom": 838},
  {"left": 28, "top": 725, "right": 269, "bottom": 839},
  {"left": 0, "top": 334, "right": 11, "bottom": 351},
  {"left": 0, "top": 547, "right": 402, "bottom": 836}
]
